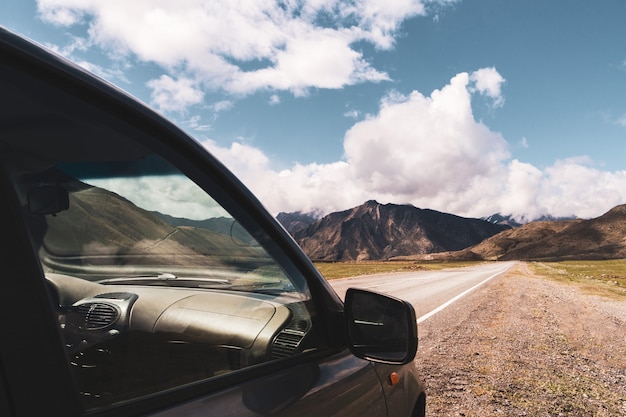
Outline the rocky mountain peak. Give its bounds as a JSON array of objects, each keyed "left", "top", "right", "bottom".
[{"left": 284, "top": 201, "right": 510, "bottom": 261}]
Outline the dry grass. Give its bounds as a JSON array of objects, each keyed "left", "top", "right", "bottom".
[
  {"left": 315, "top": 259, "right": 626, "bottom": 300},
  {"left": 529, "top": 259, "right": 626, "bottom": 300},
  {"left": 418, "top": 263, "right": 626, "bottom": 416},
  {"left": 313, "top": 260, "right": 483, "bottom": 280}
]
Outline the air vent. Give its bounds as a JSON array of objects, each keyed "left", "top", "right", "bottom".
[
  {"left": 272, "top": 314, "right": 311, "bottom": 359},
  {"left": 272, "top": 330, "right": 306, "bottom": 358},
  {"left": 76, "top": 303, "right": 120, "bottom": 330}
]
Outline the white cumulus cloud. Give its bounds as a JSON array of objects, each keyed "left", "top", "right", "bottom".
[
  {"left": 469, "top": 67, "right": 505, "bottom": 107},
  {"left": 146, "top": 75, "right": 204, "bottom": 113},
  {"left": 537, "top": 158, "right": 626, "bottom": 219},
  {"left": 196, "top": 68, "right": 626, "bottom": 221},
  {"left": 33, "top": 2, "right": 626, "bottom": 222},
  {"left": 343, "top": 72, "right": 509, "bottom": 202},
  {"left": 36, "top": 0, "right": 434, "bottom": 102}
]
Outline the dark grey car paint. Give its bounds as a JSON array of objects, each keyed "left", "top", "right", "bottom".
[{"left": 0, "top": 26, "right": 426, "bottom": 417}]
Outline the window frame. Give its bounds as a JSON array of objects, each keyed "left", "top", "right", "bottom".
[
  {"left": 0, "top": 166, "right": 81, "bottom": 417},
  {"left": 1, "top": 27, "right": 348, "bottom": 417}
]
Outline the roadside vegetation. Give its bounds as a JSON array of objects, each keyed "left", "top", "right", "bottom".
[
  {"left": 418, "top": 263, "right": 626, "bottom": 416},
  {"left": 316, "top": 260, "right": 626, "bottom": 414},
  {"left": 313, "top": 260, "right": 483, "bottom": 279},
  {"left": 315, "top": 259, "right": 626, "bottom": 301},
  {"left": 529, "top": 260, "right": 626, "bottom": 300},
  {"left": 314, "top": 258, "right": 626, "bottom": 297}
]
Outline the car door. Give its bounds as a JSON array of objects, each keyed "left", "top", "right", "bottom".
[
  {"left": 0, "top": 159, "right": 388, "bottom": 417},
  {"left": 148, "top": 354, "right": 388, "bottom": 417},
  {"left": 0, "top": 27, "right": 415, "bottom": 417},
  {"left": 0, "top": 140, "right": 390, "bottom": 417}
]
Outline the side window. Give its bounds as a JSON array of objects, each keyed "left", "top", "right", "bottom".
[{"left": 2, "top": 65, "right": 322, "bottom": 411}]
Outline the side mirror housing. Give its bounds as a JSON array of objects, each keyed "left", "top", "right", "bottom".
[{"left": 344, "top": 288, "right": 418, "bottom": 365}]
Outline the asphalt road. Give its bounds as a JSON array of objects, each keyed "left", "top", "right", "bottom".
[{"left": 329, "top": 261, "right": 516, "bottom": 323}]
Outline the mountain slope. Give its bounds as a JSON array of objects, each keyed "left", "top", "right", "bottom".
[
  {"left": 276, "top": 211, "right": 318, "bottom": 234},
  {"left": 43, "top": 183, "right": 263, "bottom": 268},
  {"left": 462, "top": 204, "right": 626, "bottom": 261},
  {"left": 290, "top": 200, "right": 510, "bottom": 261}
]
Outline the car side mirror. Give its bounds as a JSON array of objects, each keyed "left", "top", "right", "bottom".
[
  {"left": 344, "top": 288, "right": 418, "bottom": 365},
  {"left": 28, "top": 185, "right": 69, "bottom": 215}
]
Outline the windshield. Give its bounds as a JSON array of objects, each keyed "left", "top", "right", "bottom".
[
  {"left": 0, "top": 59, "right": 309, "bottom": 298},
  {"left": 15, "top": 156, "right": 302, "bottom": 295}
]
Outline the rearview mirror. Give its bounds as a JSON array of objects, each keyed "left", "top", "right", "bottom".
[
  {"left": 28, "top": 185, "right": 69, "bottom": 215},
  {"left": 344, "top": 288, "right": 418, "bottom": 365}
]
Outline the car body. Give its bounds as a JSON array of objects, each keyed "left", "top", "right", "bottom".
[{"left": 0, "top": 26, "right": 426, "bottom": 417}]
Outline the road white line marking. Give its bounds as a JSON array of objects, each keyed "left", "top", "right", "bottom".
[{"left": 416, "top": 264, "right": 512, "bottom": 324}]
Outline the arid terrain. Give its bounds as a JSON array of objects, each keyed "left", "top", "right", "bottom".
[
  {"left": 281, "top": 202, "right": 626, "bottom": 263},
  {"left": 280, "top": 200, "right": 509, "bottom": 261},
  {"left": 414, "top": 263, "right": 626, "bottom": 416}
]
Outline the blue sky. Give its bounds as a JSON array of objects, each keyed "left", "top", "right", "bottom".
[{"left": 2, "top": 0, "right": 626, "bottom": 221}]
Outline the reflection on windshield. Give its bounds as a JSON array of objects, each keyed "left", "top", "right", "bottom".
[
  {"left": 25, "top": 159, "right": 298, "bottom": 293},
  {"left": 60, "top": 156, "right": 232, "bottom": 221}
]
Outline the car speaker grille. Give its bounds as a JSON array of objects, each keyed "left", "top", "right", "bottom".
[{"left": 76, "top": 303, "right": 119, "bottom": 330}]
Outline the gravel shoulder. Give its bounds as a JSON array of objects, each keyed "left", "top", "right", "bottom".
[{"left": 414, "top": 262, "right": 626, "bottom": 416}]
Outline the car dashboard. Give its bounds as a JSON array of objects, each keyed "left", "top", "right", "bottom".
[{"left": 45, "top": 273, "right": 314, "bottom": 407}]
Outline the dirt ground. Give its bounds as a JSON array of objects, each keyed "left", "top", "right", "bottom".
[{"left": 414, "top": 262, "right": 626, "bottom": 416}]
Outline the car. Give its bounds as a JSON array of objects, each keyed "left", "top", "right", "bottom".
[{"left": 0, "top": 26, "right": 426, "bottom": 417}]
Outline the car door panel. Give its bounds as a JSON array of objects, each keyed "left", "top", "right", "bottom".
[{"left": 150, "top": 351, "right": 386, "bottom": 417}]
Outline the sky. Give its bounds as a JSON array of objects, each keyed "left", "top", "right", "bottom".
[{"left": 2, "top": 0, "right": 626, "bottom": 221}]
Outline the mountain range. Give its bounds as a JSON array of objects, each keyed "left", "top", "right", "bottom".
[
  {"left": 279, "top": 200, "right": 510, "bottom": 261},
  {"left": 43, "top": 181, "right": 265, "bottom": 269},
  {"left": 278, "top": 201, "right": 626, "bottom": 262},
  {"left": 454, "top": 204, "right": 626, "bottom": 261},
  {"left": 48, "top": 175, "right": 626, "bottom": 264}
]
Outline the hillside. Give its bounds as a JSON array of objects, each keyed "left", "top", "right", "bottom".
[
  {"left": 46, "top": 178, "right": 626, "bottom": 264},
  {"left": 276, "top": 211, "right": 318, "bottom": 234},
  {"left": 454, "top": 204, "right": 626, "bottom": 261},
  {"left": 43, "top": 182, "right": 264, "bottom": 268},
  {"left": 288, "top": 200, "right": 509, "bottom": 261}
]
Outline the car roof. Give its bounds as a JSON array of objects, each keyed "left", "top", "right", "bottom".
[{"left": 0, "top": 26, "right": 167, "bottom": 168}]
